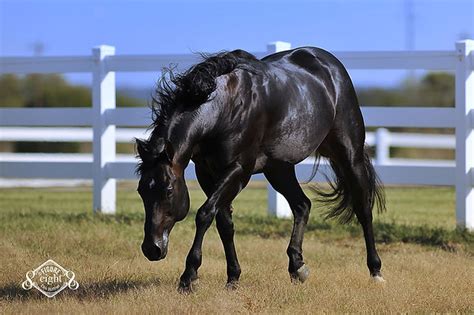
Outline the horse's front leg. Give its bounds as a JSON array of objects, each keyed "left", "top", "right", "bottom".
[
  {"left": 178, "top": 163, "right": 249, "bottom": 293},
  {"left": 216, "top": 206, "right": 241, "bottom": 289},
  {"left": 195, "top": 164, "right": 241, "bottom": 289}
]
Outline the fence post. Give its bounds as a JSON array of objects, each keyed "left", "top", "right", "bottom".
[
  {"left": 266, "top": 41, "right": 292, "bottom": 218},
  {"left": 92, "top": 45, "right": 116, "bottom": 214},
  {"left": 455, "top": 40, "right": 474, "bottom": 230},
  {"left": 375, "top": 128, "right": 390, "bottom": 165},
  {"left": 266, "top": 41, "right": 292, "bottom": 55}
]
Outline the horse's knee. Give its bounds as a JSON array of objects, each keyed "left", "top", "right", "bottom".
[
  {"left": 195, "top": 205, "right": 217, "bottom": 227},
  {"left": 216, "top": 209, "right": 235, "bottom": 237}
]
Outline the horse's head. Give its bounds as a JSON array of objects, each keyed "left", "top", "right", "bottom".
[{"left": 136, "top": 138, "right": 190, "bottom": 261}]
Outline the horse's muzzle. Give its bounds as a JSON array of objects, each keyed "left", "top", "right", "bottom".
[{"left": 141, "top": 241, "right": 167, "bottom": 261}]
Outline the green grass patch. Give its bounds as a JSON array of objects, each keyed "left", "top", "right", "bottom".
[{"left": 0, "top": 184, "right": 471, "bottom": 253}]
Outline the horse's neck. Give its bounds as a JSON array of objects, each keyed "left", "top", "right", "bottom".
[{"left": 167, "top": 111, "right": 208, "bottom": 168}]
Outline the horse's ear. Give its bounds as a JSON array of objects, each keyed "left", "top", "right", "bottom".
[
  {"left": 136, "top": 138, "right": 170, "bottom": 163},
  {"left": 136, "top": 138, "right": 165, "bottom": 162},
  {"left": 136, "top": 138, "right": 157, "bottom": 163},
  {"left": 164, "top": 139, "right": 174, "bottom": 162}
]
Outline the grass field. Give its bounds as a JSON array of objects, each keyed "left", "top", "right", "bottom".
[{"left": 0, "top": 183, "right": 473, "bottom": 313}]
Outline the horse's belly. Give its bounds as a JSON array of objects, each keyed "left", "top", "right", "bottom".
[
  {"left": 263, "top": 125, "right": 325, "bottom": 164},
  {"left": 266, "top": 136, "right": 316, "bottom": 164},
  {"left": 263, "top": 110, "right": 333, "bottom": 164}
]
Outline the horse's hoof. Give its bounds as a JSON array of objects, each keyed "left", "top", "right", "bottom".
[
  {"left": 371, "top": 275, "right": 386, "bottom": 283},
  {"left": 178, "top": 279, "right": 197, "bottom": 294},
  {"left": 177, "top": 284, "right": 193, "bottom": 295},
  {"left": 290, "top": 264, "right": 310, "bottom": 283},
  {"left": 225, "top": 280, "right": 239, "bottom": 290}
]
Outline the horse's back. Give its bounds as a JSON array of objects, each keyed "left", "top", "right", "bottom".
[
  {"left": 262, "top": 46, "right": 346, "bottom": 74},
  {"left": 201, "top": 47, "right": 360, "bottom": 167}
]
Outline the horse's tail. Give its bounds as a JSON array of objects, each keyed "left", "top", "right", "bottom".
[{"left": 309, "top": 147, "right": 385, "bottom": 224}]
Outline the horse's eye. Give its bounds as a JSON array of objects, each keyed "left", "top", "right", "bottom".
[
  {"left": 148, "top": 179, "right": 155, "bottom": 189},
  {"left": 166, "top": 185, "right": 173, "bottom": 197}
]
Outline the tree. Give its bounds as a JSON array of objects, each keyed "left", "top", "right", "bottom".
[
  {"left": 0, "top": 74, "right": 24, "bottom": 107},
  {"left": 418, "top": 72, "right": 454, "bottom": 107}
]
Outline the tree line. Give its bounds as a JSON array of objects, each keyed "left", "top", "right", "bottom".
[
  {"left": 0, "top": 72, "right": 454, "bottom": 109},
  {"left": 0, "top": 72, "right": 454, "bottom": 157},
  {"left": 0, "top": 73, "right": 145, "bottom": 108}
]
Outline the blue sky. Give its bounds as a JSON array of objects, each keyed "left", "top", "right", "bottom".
[{"left": 1, "top": 0, "right": 473, "bottom": 88}]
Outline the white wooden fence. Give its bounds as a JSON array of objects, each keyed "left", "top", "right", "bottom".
[
  {"left": 4, "top": 126, "right": 454, "bottom": 218},
  {"left": 0, "top": 126, "right": 455, "bottom": 165},
  {"left": 0, "top": 126, "right": 456, "bottom": 173},
  {"left": 0, "top": 41, "right": 473, "bottom": 229}
]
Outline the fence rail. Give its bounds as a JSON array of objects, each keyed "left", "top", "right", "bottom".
[
  {"left": 0, "top": 107, "right": 459, "bottom": 128},
  {"left": 1, "top": 51, "right": 465, "bottom": 73},
  {"left": 0, "top": 126, "right": 456, "bottom": 160},
  {"left": 0, "top": 40, "right": 473, "bottom": 229}
]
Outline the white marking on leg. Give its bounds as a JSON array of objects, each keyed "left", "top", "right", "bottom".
[{"left": 372, "top": 275, "right": 386, "bottom": 283}]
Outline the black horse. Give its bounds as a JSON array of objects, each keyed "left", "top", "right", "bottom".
[{"left": 136, "top": 47, "right": 385, "bottom": 293}]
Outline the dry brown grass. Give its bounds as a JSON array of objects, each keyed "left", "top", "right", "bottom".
[
  {"left": 0, "top": 185, "right": 473, "bottom": 313},
  {"left": 2, "top": 233, "right": 473, "bottom": 313}
]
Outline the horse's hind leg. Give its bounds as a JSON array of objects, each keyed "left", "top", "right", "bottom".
[
  {"left": 348, "top": 151, "right": 384, "bottom": 281},
  {"left": 264, "top": 160, "right": 311, "bottom": 283},
  {"left": 319, "top": 127, "right": 385, "bottom": 282}
]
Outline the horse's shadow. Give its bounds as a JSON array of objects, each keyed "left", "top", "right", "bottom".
[{"left": 0, "top": 278, "right": 160, "bottom": 302}]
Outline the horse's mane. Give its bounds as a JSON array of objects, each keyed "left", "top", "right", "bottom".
[
  {"left": 150, "top": 49, "right": 258, "bottom": 131},
  {"left": 135, "top": 50, "right": 258, "bottom": 175}
]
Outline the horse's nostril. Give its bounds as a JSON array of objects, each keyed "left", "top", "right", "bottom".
[{"left": 142, "top": 242, "right": 162, "bottom": 261}]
